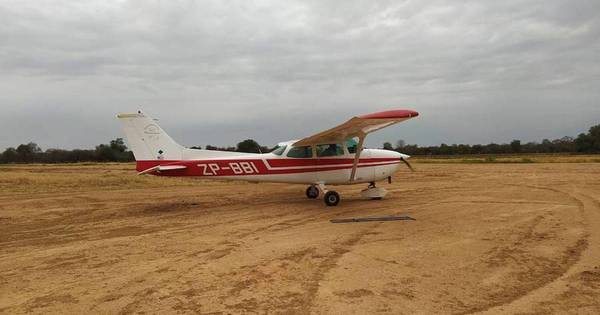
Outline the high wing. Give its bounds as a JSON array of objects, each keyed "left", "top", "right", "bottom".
[
  {"left": 293, "top": 109, "right": 419, "bottom": 181},
  {"left": 292, "top": 109, "right": 419, "bottom": 146}
]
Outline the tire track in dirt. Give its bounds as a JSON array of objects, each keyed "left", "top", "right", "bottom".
[
  {"left": 85, "top": 195, "right": 375, "bottom": 314},
  {"left": 169, "top": 188, "right": 392, "bottom": 313},
  {"left": 216, "top": 223, "right": 383, "bottom": 314},
  {"left": 477, "top": 185, "right": 598, "bottom": 314},
  {"left": 302, "top": 224, "right": 382, "bottom": 313}
]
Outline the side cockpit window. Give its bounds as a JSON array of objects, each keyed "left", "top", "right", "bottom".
[
  {"left": 287, "top": 146, "right": 312, "bottom": 158},
  {"left": 345, "top": 138, "right": 358, "bottom": 154},
  {"left": 316, "top": 144, "right": 344, "bottom": 157}
]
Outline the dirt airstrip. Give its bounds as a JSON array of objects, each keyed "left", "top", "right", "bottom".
[{"left": 1, "top": 162, "right": 600, "bottom": 314}]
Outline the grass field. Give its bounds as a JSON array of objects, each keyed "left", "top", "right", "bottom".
[{"left": 1, "top": 158, "right": 600, "bottom": 314}]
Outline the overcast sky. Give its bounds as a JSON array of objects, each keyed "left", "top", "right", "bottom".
[{"left": 1, "top": 0, "right": 599, "bottom": 150}]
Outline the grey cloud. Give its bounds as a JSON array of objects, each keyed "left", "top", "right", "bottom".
[{"left": 0, "top": 0, "right": 599, "bottom": 150}]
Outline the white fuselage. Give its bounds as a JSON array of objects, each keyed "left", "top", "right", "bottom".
[{"left": 137, "top": 145, "right": 407, "bottom": 185}]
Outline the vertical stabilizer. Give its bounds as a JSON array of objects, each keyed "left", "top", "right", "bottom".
[{"left": 116, "top": 111, "right": 183, "bottom": 161}]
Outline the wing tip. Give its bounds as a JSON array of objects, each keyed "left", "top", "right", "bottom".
[{"left": 359, "top": 109, "right": 419, "bottom": 119}]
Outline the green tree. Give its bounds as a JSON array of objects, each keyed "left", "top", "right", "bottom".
[
  {"left": 510, "top": 140, "right": 521, "bottom": 153},
  {"left": 236, "top": 139, "right": 262, "bottom": 153},
  {"left": 575, "top": 124, "right": 600, "bottom": 152},
  {"left": 44, "top": 149, "right": 69, "bottom": 163},
  {"left": 94, "top": 138, "right": 133, "bottom": 162},
  {"left": 383, "top": 142, "right": 393, "bottom": 150},
  {"left": 589, "top": 124, "right": 600, "bottom": 152},
  {"left": 540, "top": 139, "right": 552, "bottom": 152},
  {"left": 1, "top": 147, "right": 18, "bottom": 163},
  {"left": 396, "top": 139, "right": 406, "bottom": 149},
  {"left": 16, "top": 142, "right": 41, "bottom": 163},
  {"left": 94, "top": 144, "right": 117, "bottom": 161},
  {"left": 110, "top": 138, "right": 127, "bottom": 152}
]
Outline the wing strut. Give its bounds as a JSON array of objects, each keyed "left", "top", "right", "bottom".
[{"left": 349, "top": 135, "right": 365, "bottom": 181}]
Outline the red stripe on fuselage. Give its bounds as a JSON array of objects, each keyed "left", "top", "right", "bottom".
[{"left": 266, "top": 158, "right": 397, "bottom": 167}]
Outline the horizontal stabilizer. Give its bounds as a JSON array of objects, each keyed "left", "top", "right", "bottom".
[{"left": 138, "top": 165, "right": 187, "bottom": 175}]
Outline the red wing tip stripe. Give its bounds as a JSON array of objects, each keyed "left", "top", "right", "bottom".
[{"left": 359, "top": 109, "right": 419, "bottom": 119}]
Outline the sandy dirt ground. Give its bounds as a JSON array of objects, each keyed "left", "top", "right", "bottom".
[{"left": 1, "top": 162, "right": 600, "bottom": 314}]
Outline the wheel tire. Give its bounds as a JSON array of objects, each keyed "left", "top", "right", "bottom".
[
  {"left": 306, "top": 185, "right": 319, "bottom": 199},
  {"left": 324, "top": 191, "right": 340, "bottom": 206}
]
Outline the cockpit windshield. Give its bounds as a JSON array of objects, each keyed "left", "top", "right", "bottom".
[{"left": 270, "top": 145, "right": 286, "bottom": 156}]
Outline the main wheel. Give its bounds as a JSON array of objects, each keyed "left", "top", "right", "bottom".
[
  {"left": 306, "top": 185, "right": 319, "bottom": 199},
  {"left": 324, "top": 191, "right": 340, "bottom": 206}
]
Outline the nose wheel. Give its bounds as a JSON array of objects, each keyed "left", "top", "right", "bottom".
[
  {"left": 323, "top": 191, "right": 340, "bottom": 206},
  {"left": 360, "top": 182, "right": 388, "bottom": 200}
]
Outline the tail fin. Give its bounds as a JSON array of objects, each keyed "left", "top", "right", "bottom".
[{"left": 116, "top": 111, "right": 183, "bottom": 161}]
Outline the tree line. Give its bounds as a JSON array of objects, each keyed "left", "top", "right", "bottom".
[
  {"left": 0, "top": 138, "right": 134, "bottom": 164},
  {"left": 1, "top": 124, "right": 598, "bottom": 164},
  {"left": 0, "top": 138, "right": 267, "bottom": 164},
  {"left": 384, "top": 124, "right": 600, "bottom": 155}
]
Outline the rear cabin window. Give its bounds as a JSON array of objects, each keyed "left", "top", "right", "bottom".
[
  {"left": 316, "top": 144, "right": 344, "bottom": 157},
  {"left": 271, "top": 145, "right": 286, "bottom": 156},
  {"left": 287, "top": 146, "right": 313, "bottom": 158}
]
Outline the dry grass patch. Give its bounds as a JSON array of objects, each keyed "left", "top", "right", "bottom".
[
  {"left": 412, "top": 154, "right": 600, "bottom": 164},
  {"left": 0, "top": 163, "right": 200, "bottom": 194}
]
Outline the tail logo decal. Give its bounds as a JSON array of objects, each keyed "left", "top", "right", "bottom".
[
  {"left": 144, "top": 124, "right": 161, "bottom": 141},
  {"left": 143, "top": 124, "right": 160, "bottom": 134}
]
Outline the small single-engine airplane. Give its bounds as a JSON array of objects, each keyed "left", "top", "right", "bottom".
[{"left": 117, "top": 109, "right": 418, "bottom": 206}]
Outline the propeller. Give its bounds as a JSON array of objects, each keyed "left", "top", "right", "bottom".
[{"left": 400, "top": 157, "right": 415, "bottom": 172}]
